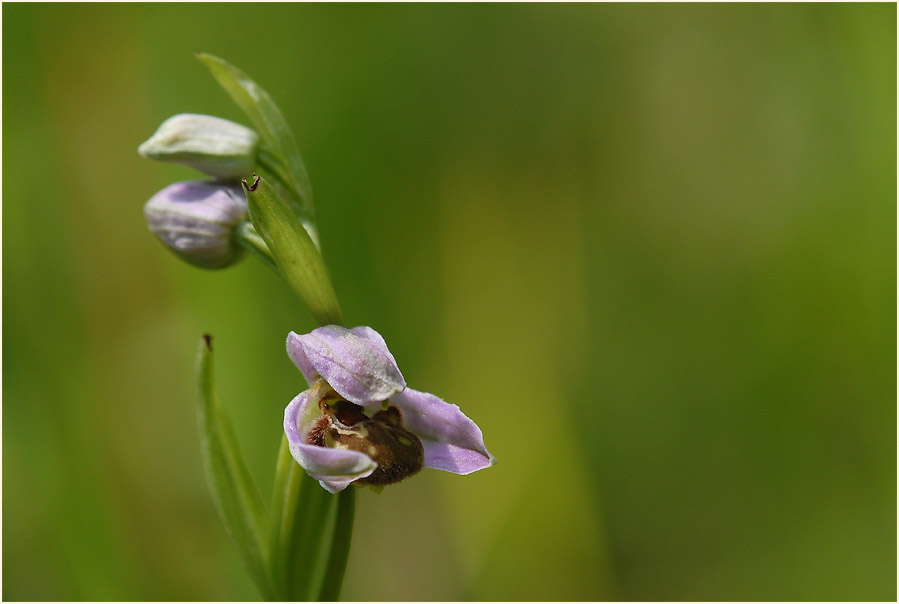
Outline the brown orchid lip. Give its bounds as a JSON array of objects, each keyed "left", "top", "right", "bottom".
[{"left": 306, "top": 397, "right": 424, "bottom": 487}]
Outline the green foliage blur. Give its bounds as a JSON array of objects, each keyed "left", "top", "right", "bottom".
[{"left": 3, "top": 3, "right": 895, "bottom": 601}]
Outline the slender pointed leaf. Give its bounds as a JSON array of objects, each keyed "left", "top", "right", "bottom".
[
  {"left": 196, "top": 334, "right": 273, "bottom": 599},
  {"left": 196, "top": 53, "right": 314, "bottom": 218}
]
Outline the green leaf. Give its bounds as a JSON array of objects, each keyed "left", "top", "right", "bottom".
[
  {"left": 269, "top": 437, "right": 352, "bottom": 601},
  {"left": 196, "top": 335, "right": 273, "bottom": 600},
  {"left": 242, "top": 175, "right": 344, "bottom": 326},
  {"left": 196, "top": 53, "right": 314, "bottom": 220}
]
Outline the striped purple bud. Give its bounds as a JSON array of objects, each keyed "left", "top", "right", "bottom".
[{"left": 144, "top": 180, "right": 247, "bottom": 269}]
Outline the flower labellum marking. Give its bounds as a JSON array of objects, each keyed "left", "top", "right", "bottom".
[{"left": 307, "top": 397, "right": 424, "bottom": 487}]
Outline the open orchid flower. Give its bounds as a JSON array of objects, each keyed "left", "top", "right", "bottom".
[{"left": 284, "top": 325, "right": 495, "bottom": 493}]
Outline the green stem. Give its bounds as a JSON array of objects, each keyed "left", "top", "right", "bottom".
[
  {"left": 316, "top": 489, "right": 356, "bottom": 601},
  {"left": 270, "top": 437, "right": 303, "bottom": 596},
  {"left": 234, "top": 222, "right": 278, "bottom": 273},
  {"left": 270, "top": 435, "right": 342, "bottom": 600}
]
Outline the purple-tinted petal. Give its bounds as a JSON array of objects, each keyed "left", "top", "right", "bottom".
[
  {"left": 295, "top": 444, "right": 376, "bottom": 494},
  {"left": 286, "top": 326, "right": 405, "bottom": 405},
  {"left": 390, "top": 388, "right": 495, "bottom": 475},
  {"left": 284, "top": 391, "right": 377, "bottom": 493},
  {"left": 286, "top": 332, "right": 318, "bottom": 385},
  {"left": 420, "top": 441, "right": 496, "bottom": 476},
  {"left": 348, "top": 325, "right": 390, "bottom": 350}
]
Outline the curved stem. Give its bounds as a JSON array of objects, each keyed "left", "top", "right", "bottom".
[
  {"left": 316, "top": 489, "right": 355, "bottom": 601},
  {"left": 234, "top": 221, "right": 279, "bottom": 273},
  {"left": 270, "top": 435, "right": 341, "bottom": 600}
]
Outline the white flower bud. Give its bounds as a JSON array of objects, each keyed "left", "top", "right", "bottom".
[
  {"left": 144, "top": 180, "right": 248, "bottom": 269},
  {"left": 138, "top": 114, "right": 259, "bottom": 178}
]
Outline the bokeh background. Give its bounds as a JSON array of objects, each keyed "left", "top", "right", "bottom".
[{"left": 3, "top": 3, "right": 896, "bottom": 601}]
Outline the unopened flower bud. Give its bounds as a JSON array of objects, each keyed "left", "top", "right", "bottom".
[
  {"left": 138, "top": 114, "right": 259, "bottom": 178},
  {"left": 144, "top": 180, "right": 248, "bottom": 269}
]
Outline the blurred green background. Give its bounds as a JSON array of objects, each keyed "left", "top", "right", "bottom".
[{"left": 3, "top": 3, "right": 895, "bottom": 601}]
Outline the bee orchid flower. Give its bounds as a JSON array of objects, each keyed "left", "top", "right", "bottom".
[{"left": 283, "top": 325, "right": 495, "bottom": 493}]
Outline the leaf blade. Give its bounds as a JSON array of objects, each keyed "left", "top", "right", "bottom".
[
  {"left": 196, "top": 53, "right": 314, "bottom": 218},
  {"left": 196, "top": 334, "right": 273, "bottom": 599}
]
